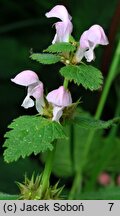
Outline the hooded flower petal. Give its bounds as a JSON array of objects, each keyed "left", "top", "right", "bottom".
[
  {"left": 11, "top": 70, "right": 39, "bottom": 86},
  {"left": 45, "top": 5, "right": 71, "bottom": 22},
  {"left": 46, "top": 86, "right": 72, "bottom": 107},
  {"left": 46, "top": 86, "right": 72, "bottom": 122},
  {"left": 88, "top": 25, "right": 109, "bottom": 45},
  {"left": 75, "top": 24, "right": 108, "bottom": 62},
  {"left": 11, "top": 70, "right": 45, "bottom": 112},
  {"left": 45, "top": 5, "right": 73, "bottom": 44},
  {"left": 80, "top": 25, "right": 108, "bottom": 49}
]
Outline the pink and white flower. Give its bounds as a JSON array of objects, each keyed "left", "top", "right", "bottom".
[
  {"left": 75, "top": 24, "right": 109, "bottom": 62},
  {"left": 11, "top": 70, "right": 45, "bottom": 113},
  {"left": 46, "top": 86, "right": 72, "bottom": 122},
  {"left": 45, "top": 5, "right": 73, "bottom": 44}
]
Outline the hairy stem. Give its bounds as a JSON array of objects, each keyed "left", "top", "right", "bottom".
[{"left": 69, "top": 40, "right": 120, "bottom": 199}]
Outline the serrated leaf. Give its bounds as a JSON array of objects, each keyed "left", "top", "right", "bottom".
[
  {"left": 44, "top": 42, "right": 76, "bottom": 53},
  {"left": 60, "top": 65, "right": 103, "bottom": 90},
  {"left": 30, "top": 53, "right": 61, "bottom": 64},
  {"left": 74, "top": 116, "right": 120, "bottom": 129},
  {"left": 3, "top": 116, "right": 67, "bottom": 163}
]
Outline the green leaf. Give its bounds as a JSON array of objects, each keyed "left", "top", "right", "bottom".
[
  {"left": 77, "top": 187, "right": 120, "bottom": 200},
  {"left": 74, "top": 116, "right": 120, "bottom": 129},
  {"left": 60, "top": 65, "right": 103, "bottom": 90},
  {"left": 0, "top": 193, "right": 19, "bottom": 200},
  {"left": 30, "top": 53, "right": 61, "bottom": 64},
  {"left": 3, "top": 116, "right": 67, "bottom": 163},
  {"left": 44, "top": 42, "right": 76, "bottom": 53}
]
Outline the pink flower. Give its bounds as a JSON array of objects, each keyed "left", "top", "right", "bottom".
[
  {"left": 98, "top": 172, "right": 111, "bottom": 186},
  {"left": 45, "top": 5, "right": 73, "bottom": 44},
  {"left": 75, "top": 24, "right": 109, "bottom": 62},
  {"left": 46, "top": 86, "right": 72, "bottom": 122},
  {"left": 11, "top": 70, "right": 45, "bottom": 113},
  {"left": 116, "top": 175, "right": 120, "bottom": 186}
]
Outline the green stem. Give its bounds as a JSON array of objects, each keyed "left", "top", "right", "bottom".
[
  {"left": 68, "top": 172, "right": 82, "bottom": 200},
  {"left": 40, "top": 142, "right": 56, "bottom": 198},
  {"left": 95, "top": 41, "right": 120, "bottom": 120},
  {"left": 69, "top": 40, "right": 120, "bottom": 199},
  {"left": 63, "top": 78, "right": 69, "bottom": 89},
  {"left": 109, "top": 99, "right": 120, "bottom": 137}
]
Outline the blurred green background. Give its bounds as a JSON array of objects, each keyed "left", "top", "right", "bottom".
[{"left": 0, "top": 0, "right": 120, "bottom": 195}]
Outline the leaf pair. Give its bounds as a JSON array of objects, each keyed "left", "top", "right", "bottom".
[
  {"left": 30, "top": 42, "right": 103, "bottom": 91},
  {"left": 3, "top": 111, "right": 120, "bottom": 163},
  {"left": 30, "top": 42, "right": 76, "bottom": 64}
]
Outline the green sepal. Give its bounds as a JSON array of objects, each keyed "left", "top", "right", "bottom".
[{"left": 17, "top": 173, "right": 64, "bottom": 200}]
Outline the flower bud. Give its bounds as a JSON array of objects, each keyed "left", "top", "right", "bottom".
[
  {"left": 46, "top": 86, "right": 72, "bottom": 122},
  {"left": 46, "top": 86, "right": 72, "bottom": 107}
]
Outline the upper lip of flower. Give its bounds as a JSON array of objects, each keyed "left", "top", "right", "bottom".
[
  {"left": 46, "top": 86, "right": 72, "bottom": 122},
  {"left": 46, "top": 86, "right": 72, "bottom": 107},
  {"left": 11, "top": 70, "right": 40, "bottom": 86},
  {"left": 75, "top": 24, "right": 109, "bottom": 63},
  {"left": 45, "top": 5, "right": 73, "bottom": 44},
  {"left": 80, "top": 24, "right": 109, "bottom": 49},
  {"left": 11, "top": 70, "right": 45, "bottom": 113},
  {"left": 45, "top": 5, "right": 72, "bottom": 22}
]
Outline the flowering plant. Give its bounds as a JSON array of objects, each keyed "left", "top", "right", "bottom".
[{"left": 2, "top": 5, "right": 120, "bottom": 200}]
